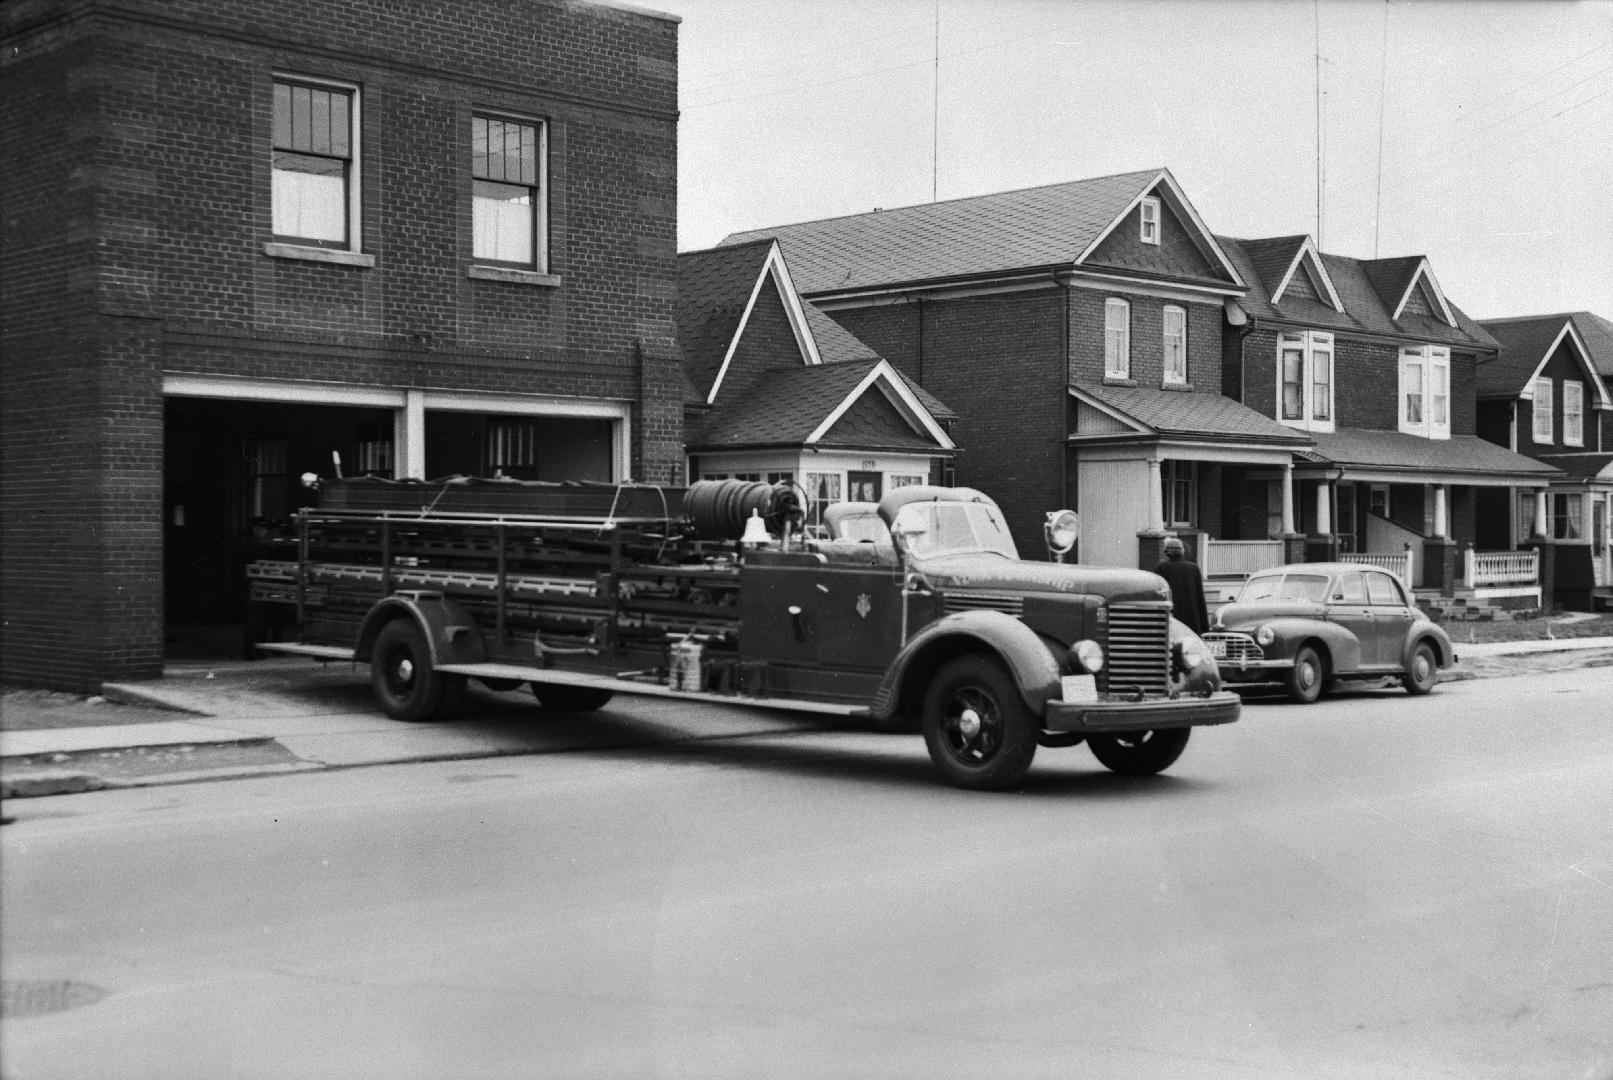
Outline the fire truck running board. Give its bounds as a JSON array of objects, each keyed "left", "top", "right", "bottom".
[
  {"left": 436, "top": 662, "right": 870, "bottom": 718},
  {"left": 257, "top": 643, "right": 359, "bottom": 662}
]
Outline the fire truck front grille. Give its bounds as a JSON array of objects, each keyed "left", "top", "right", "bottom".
[
  {"left": 1105, "top": 604, "right": 1170, "bottom": 697},
  {"left": 942, "top": 592, "right": 1024, "bottom": 616}
]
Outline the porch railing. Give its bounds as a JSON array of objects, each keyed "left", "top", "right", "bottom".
[
  {"left": 1200, "top": 538, "right": 1285, "bottom": 579},
  {"left": 1464, "top": 548, "right": 1539, "bottom": 588},
  {"left": 1341, "top": 547, "right": 1415, "bottom": 587}
]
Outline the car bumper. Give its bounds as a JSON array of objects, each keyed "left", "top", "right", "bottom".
[{"left": 1043, "top": 690, "right": 1241, "bottom": 733}]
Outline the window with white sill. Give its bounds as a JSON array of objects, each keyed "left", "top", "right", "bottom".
[
  {"left": 272, "top": 77, "right": 360, "bottom": 250},
  {"left": 1399, "top": 345, "right": 1450, "bottom": 439},
  {"left": 1276, "top": 330, "right": 1334, "bottom": 431},
  {"left": 472, "top": 114, "right": 547, "bottom": 270},
  {"left": 1162, "top": 305, "right": 1187, "bottom": 385},
  {"left": 1104, "top": 299, "right": 1130, "bottom": 379},
  {"left": 1532, "top": 376, "right": 1554, "bottom": 444},
  {"left": 1563, "top": 381, "right": 1584, "bottom": 447}
]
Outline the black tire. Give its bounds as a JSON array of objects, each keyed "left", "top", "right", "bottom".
[
  {"left": 1404, "top": 640, "right": 1438, "bottom": 696},
  {"left": 921, "top": 655, "right": 1038, "bottom": 791},
  {"left": 1286, "top": 644, "right": 1325, "bottom": 705},
  {"left": 372, "top": 620, "right": 466, "bottom": 722},
  {"left": 1087, "top": 728, "right": 1190, "bottom": 775},
  {"left": 477, "top": 677, "right": 525, "bottom": 693},
  {"left": 530, "top": 683, "right": 615, "bottom": 712}
]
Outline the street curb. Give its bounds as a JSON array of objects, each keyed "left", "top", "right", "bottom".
[
  {"left": 1, "top": 770, "right": 109, "bottom": 798},
  {"left": 100, "top": 682, "right": 213, "bottom": 716}
]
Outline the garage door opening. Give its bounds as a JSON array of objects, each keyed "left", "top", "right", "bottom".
[{"left": 164, "top": 396, "right": 395, "bottom": 660}]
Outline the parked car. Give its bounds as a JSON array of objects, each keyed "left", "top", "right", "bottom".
[{"left": 1202, "top": 563, "right": 1456, "bottom": 703}]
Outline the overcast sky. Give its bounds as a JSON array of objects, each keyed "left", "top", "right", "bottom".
[{"left": 662, "top": 0, "right": 1612, "bottom": 320}]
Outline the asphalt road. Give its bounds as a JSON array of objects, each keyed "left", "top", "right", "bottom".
[{"left": 3, "top": 668, "right": 1611, "bottom": 1080}]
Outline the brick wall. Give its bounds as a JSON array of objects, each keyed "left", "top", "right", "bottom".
[
  {"left": 1, "top": 0, "right": 680, "bottom": 689},
  {"left": 832, "top": 288, "right": 1068, "bottom": 554},
  {"left": 1065, "top": 287, "right": 1221, "bottom": 391}
]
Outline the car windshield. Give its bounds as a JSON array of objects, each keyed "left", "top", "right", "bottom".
[
  {"left": 1238, "top": 572, "right": 1331, "bottom": 603},
  {"left": 891, "top": 500, "right": 1018, "bottom": 561}
]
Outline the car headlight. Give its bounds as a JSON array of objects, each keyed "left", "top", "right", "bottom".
[
  {"left": 1069, "top": 639, "right": 1104, "bottom": 673},
  {"left": 1256, "top": 624, "right": 1276, "bottom": 646}
]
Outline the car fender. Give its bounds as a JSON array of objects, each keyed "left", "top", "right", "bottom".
[
  {"left": 868, "top": 609, "right": 1060, "bottom": 722},
  {"left": 1401, "top": 620, "right": 1456, "bottom": 668},
  {"left": 355, "top": 592, "right": 488, "bottom": 667},
  {"left": 1258, "top": 616, "right": 1364, "bottom": 673}
]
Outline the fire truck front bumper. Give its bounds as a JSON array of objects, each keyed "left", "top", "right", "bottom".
[{"left": 1043, "top": 690, "right": 1241, "bottom": 733}]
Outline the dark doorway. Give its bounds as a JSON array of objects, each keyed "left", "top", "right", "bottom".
[{"left": 163, "top": 397, "right": 395, "bottom": 658}]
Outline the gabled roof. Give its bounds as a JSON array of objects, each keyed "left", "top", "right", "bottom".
[
  {"left": 1237, "top": 235, "right": 1343, "bottom": 312},
  {"left": 689, "top": 358, "right": 955, "bottom": 452},
  {"left": 1069, "top": 383, "right": 1313, "bottom": 446},
  {"left": 1219, "top": 237, "right": 1498, "bottom": 350},
  {"left": 1475, "top": 314, "right": 1613, "bottom": 407},
  {"left": 1480, "top": 310, "right": 1613, "bottom": 385},
  {"left": 720, "top": 168, "right": 1244, "bottom": 299},
  {"left": 1532, "top": 452, "right": 1613, "bottom": 482},
  {"left": 676, "top": 239, "right": 789, "bottom": 403}
]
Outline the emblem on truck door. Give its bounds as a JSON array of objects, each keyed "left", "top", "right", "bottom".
[{"left": 856, "top": 594, "right": 872, "bottom": 619}]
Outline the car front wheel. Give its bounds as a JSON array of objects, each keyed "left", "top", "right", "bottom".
[
  {"left": 1286, "top": 644, "right": 1325, "bottom": 705},
  {"left": 1403, "top": 640, "right": 1438, "bottom": 696},
  {"left": 921, "top": 655, "right": 1038, "bottom": 791}
]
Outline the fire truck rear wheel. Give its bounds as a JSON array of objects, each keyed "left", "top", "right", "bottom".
[
  {"left": 1086, "top": 728, "right": 1190, "bottom": 775},
  {"left": 372, "top": 620, "right": 465, "bottom": 722},
  {"left": 921, "top": 654, "right": 1038, "bottom": 791},
  {"left": 530, "top": 683, "right": 615, "bottom": 712}
]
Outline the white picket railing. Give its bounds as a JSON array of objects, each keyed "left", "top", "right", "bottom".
[
  {"left": 1464, "top": 548, "right": 1539, "bottom": 588},
  {"left": 1200, "top": 538, "right": 1285, "bottom": 578},
  {"left": 1341, "top": 548, "right": 1415, "bottom": 587}
]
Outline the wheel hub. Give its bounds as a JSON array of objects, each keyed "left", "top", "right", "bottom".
[
  {"left": 957, "top": 707, "right": 982, "bottom": 741},
  {"left": 395, "top": 658, "right": 414, "bottom": 683}
]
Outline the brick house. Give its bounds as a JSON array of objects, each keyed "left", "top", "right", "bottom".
[
  {"left": 677, "top": 239, "right": 957, "bottom": 527},
  {"left": 1476, "top": 312, "right": 1613, "bottom": 609},
  {"left": 722, "top": 169, "right": 1309, "bottom": 566},
  {"left": 1218, "top": 236, "right": 1562, "bottom": 606},
  {"left": 0, "top": 0, "right": 682, "bottom": 690}
]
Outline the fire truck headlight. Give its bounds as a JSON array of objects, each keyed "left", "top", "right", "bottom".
[
  {"left": 1044, "top": 510, "right": 1080, "bottom": 556},
  {"left": 1069, "top": 639, "right": 1104, "bottom": 674},
  {"left": 1169, "top": 618, "right": 1222, "bottom": 693}
]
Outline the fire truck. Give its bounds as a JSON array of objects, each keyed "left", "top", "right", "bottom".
[{"left": 248, "top": 476, "right": 1238, "bottom": 790}]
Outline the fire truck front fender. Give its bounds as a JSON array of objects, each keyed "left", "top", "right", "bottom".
[
  {"left": 870, "top": 609, "right": 1060, "bottom": 722},
  {"left": 355, "top": 594, "right": 488, "bottom": 667}
]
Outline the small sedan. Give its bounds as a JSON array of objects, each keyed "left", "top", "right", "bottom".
[{"left": 1202, "top": 563, "right": 1456, "bottom": 704}]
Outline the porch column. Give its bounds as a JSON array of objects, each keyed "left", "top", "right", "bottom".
[
  {"left": 1534, "top": 489, "right": 1550, "bottom": 538},
  {"left": 1146, "top": 458, "right": 1165, "bottom": 533},
  {"left": 1432, "top": 484, "right": 1448, "bottom": 539},
  {"left": 398, "top": 390, "right": 426, "bottom": 479},
  {"left": 1315, "top": 480, "right": 1332, "bottom": 534},
  {"left": 1306, "top": 478, "right": 1339, "bottom": 564},
  {"left": 1280, "top": 463, "right": 1295, "bottom": 535}
]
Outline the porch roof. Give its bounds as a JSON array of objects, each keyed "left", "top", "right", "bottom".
[
  {"left": 1295, "top": 429, "right": 1565, "bottom": 485},
  {"left": 1069, "top": 383, "right": 1313, "bottom": 446},
  {"left": 1533, "top": 452, "right": 1613, "bottom": 483}
]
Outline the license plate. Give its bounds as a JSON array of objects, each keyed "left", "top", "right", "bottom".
[
  {"left": 1206, "top": 640, "right": 1227, "bottom": 658},
  {"left": 1061, "top": 675, "right": 1098, "bottom": 703}
]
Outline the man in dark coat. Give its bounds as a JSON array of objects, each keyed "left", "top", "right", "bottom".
[{"left": 1154, "top": 536, "right": 1208, "bottom": 634}]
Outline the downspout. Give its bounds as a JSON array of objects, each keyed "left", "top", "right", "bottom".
[{"left": 1059, "top": 273, "right": 1071, "bottom": 523}]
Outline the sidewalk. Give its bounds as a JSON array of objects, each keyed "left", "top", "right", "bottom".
[{"left": 6, "top": 638, "right": 1613, "bottom": 801}]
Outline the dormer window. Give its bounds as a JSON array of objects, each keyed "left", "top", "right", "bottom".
[
  {"left": 1400, "top": 345, "right": 1451, "bottom": 439},
  {"left": 1139, "top": 197, "right": 1160, "bottom": 245}
]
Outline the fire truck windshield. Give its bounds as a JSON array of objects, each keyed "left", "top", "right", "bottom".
[{"left": 892, "top": 500, "right": 1018, "bottom": 561}]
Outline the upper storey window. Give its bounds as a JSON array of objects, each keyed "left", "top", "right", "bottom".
[
  {"left": 1162, "top": 305, "right": 1187, "bottom": 385},
  {"left": 472, "top": 115, "right": 547, "bottom": 270},
  {"left": 1532, "top": 377, "right": 1555, "bottom": 444},
  {"left": 1276, "top": 330, "right": 1333, "bottom": 432},
  {"left": 1139, "top": 196, "right": 1161, "bottom": 245},
  {"left": 1563, "top": 381, "right": 1584, "bottom": 447},
  {"left": 1400, "top": 345, "right": 1450, "bottom": 439},
  {"left": 1104, "top": 299, "right": 1131, "bottom": 379},
  {"left": 272, "top": 78, "right": 358, "bottom": 249}
]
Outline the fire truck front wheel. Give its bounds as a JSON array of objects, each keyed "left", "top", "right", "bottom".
[
  {"left": 1086, "top": 728, "right": 1190, "bottom": 775},
  {"left": 530, "top": 683, "right": 615, "bottom": 713},
  {"left": 372, "top": 620, "right": 466, "bottom": 722},
  {"left": 921, "top": 654, "right": 1038, "bottom": 791}
]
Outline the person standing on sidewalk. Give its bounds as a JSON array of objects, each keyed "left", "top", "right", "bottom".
[{"left": 1154, "top": 536, "right": 1208, "bottom": 634}]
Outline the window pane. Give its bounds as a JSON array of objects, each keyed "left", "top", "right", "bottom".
[
  {"left": 272, "top": 153, "right": 346, "bottom": 242},
  {"left": 310, "top": 90, "right": 331, "bottom": 154},
  {"left": 273, "top": 82, "right": 292, "bottom": 146},
  {"left": 519, "top": 123, "right": 536, "bottom": 185},
  {"left": 1282, "top": 347, "right": 1304, "bottom": 419},
  {"left": 329, "top": 92, "right": 349, "bottom": 157},
  {"left": 473, "top": 180, "right": 533, "bottom": 264},
  {"left": 291, "top": 85, "right": 312, "bottom": 151},
  {"left": 1312, "top": 349, "right": 1331, "bottom": 420},
  {"left": 472, "top": 116, "right": 489, "bottom": 178},
  {"left": 1404, "top": 361, "right": 1423, "bottom": 424}
]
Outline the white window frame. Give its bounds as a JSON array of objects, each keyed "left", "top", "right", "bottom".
[
  {"left": 1517, "top": 491, "right": 1537, "bottom": 542},
  {"left": 1275, "top": 330, "right": 1335, "bottom": 432},
  {"left": 1161, "top": 460, "right": 1195, "bottom": 527},
  {"left": 1162, "top": 305, "right": 1187, "bottom": 385},
  {"left": 1399, "top": 344, "right": 1450, "bottom": 439},
  {"left": 1139, "top": 196, "right": 1161, "bottom": 245},
  {"left": 471, "top": 112, "right": 549, "bottom": 273},
  {"left": 1104, "top": 299, "right": 1131, "bottom": 379},
  {"left": 271, "top": 74, "right": 362, "bottom": 254},
  {"left": 1563, "top": 380, "right": 1584, "bottom": 447},
  {"left": 1532, "top": 376, "right": 1554, "bottom": 444}
]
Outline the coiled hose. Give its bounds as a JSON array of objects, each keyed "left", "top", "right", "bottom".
[{"left": 684, "top": 479, "right": 807, "bottom": 541}]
